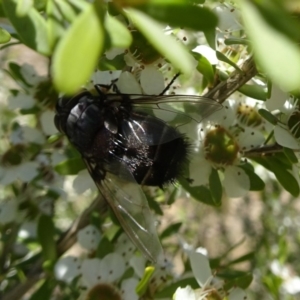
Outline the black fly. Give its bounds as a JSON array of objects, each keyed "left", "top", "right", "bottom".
[{"left": 54, "top": 76, "right": 221, "bottom": 264}]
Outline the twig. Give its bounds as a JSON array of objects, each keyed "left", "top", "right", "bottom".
[
  {"left": 204, "top": 56, "right": 257, "bottom": 103},
  {"left": 244, "top": 143, "right": 284, "bottom": 157}
]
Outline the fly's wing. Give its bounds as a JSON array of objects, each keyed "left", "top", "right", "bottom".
[
  {"left": 122, "top": 94, "right": 222, "bottom": 123},
  {"left": 116, "top": 94, "right": 222, "bottom": 146},
  {"left": 83, "top": 157, "right": 164, "bottom": 264}
]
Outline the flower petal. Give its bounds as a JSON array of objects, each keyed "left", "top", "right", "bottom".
[
  {"left": 224, "top": 166, "right": 250, "bottom": 198},
  {"left": 103, "top": 253, "right": 126, "bottom": 282},
  {"left": 18, "top": 161, "right": 39, "bottom": 182},
  {"left": 237, "top": 128, "right": 265, "bottom": 151},
  {"left": 116, "top": 71, "right": 142, "bottom": 94},
  {"left": 81, "top": 258, "right": 102, "bottom": 288},
  {"left": 173, "top": 286, "right": 196, "bottom": 300},
  {"left": 274, "top": 125, "right": 300, "bottom": 149},
  {"left": 77, "top": 224, "right": 101, "bottom": 251},
  {"left": 189, "top": 156, "right": 212, "bottom": 186},
  {"left": 121, "top": 278, "right": 139, "bottom": 300},
  {"left": 189, "top": 251, "right": 212, "bottom": 287},
  {"left": 0, "top": 200, "right": 18, "bottom": 225},
  {"left": 40, "top": 111, "right": 58, "bottom": 135},
  {"left": 228, "top": 287, "right": 248, "bottom": 300},
  {"left": 54, "top": 256, "right": 81, "bottom": 283},
  {"left": 140, "top": 66, "right": 165, "bottom": 95}
]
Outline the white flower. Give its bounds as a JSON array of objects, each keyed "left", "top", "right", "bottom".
[
  {"left": 18, "top": 161, "right": 40, "bottom": 181},
  {"left": 72, "top": 169, "right": 97, "bottom": 194},
  {"left": 0, "top": 200, "right": 18, "bottom": 225},
  {"left": 0, "top": 161, "right": 39, "bottom": 185},
  {"left": 270, "top": 259, "right": 300, "bottom": 295},
  {"left": 80, "top": 254, "right": 125, "bottom": 288},
  {"left": 18, "top": 221, "right": 37, "bottom": 239},
  {"left": 90, "top": 70, "right": 121, "bottom": 87},
  {"left": 78, "top": 253, "right": 136, "bottom": 300},
  {"left": 116, "top": 71, "right": 143, "bottom": 94},
  {"left": 213, "top": 3, "right": 242, "bottom": 33},
  {"left": 120, "top": 278, "right": 139, "bottom": 300},
  {"left": 273, "top": 98, "right": 300, "bottom": 149},
  {"left": 38, "top": 198, "right": 54, "bottom": 216},
  {"left": 22, "top": 126, "right": 45, "bottom": 144},
  {"left": 10, "top": 126, "right": 45, "bottom": 145},
  {"left": 54, "top": 256, "right": 82, "bottom": 284},
  {"left": 140, "top": 65, "right": 165, "bottom": 95},
  {"left": 8, "top": 93, "right": 35, "bottom": 110},
  {"left": 106, "top": 47, "right": 126, "bottom": 60},
  {"left": 114, "top": 233, "right": 136, "bottom": 264},
  {"left": 193, "top": 45, "right": 218, "bottom": 65},
  {"left": 173, "top": 286, "right": 197, "bottom": 300},
  {"left": 176, "top": 250, "right": 248, "bottom": 300},
  {"left": 40, "top": 110, "right": 58, "bottom": 136},
  {"left": 266, "top": 84, "right": 289, "bottom": 111},
  {"left": 189, "top": 102, "right": 264, "bottom": 198},
  {"left": 20, "top": 63, "right": 46, "bottom": 86},
  {"left": 77, "top": 224, "right": 101, "bottom": 252}
]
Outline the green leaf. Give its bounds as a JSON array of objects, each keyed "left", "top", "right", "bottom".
[
  {"left": 29, "top": 279, "right": 55, "bottom": 300},
  {"left": 54, "top": 157, "right": 86, "bottom": 175},
  {"left": 52, "top": 2, "right": 105, "bottom": 94},
  {"left": 136, "top": 266, "right": 155, "bottom": 296},
  {"left": 16, "top": 0, "right": 33, "bottom": 17},
  {"left": 238, "top": 84, "right": 267, "bottom": 101},
  {"left": 166, "top": 186, "right": 178, "bottom": 205},
  {"left": 37, "top": 215, "right": 57, "bottom": 262},
  {"left": 240, "top": 0, "right": 300, "bottom": 92},
  {"left": 224, "top": 273, "right": 253, "bottom": 290},
  {"left": 96, "top": 237, "right": 114, "bottom": 259},
  {"left": 283, "top": 147, "right": 298, "bottom": 164},
  {"left": 0, "top": 27, "right": 11, "bottom": 43},
  {"left": 216, "top": 51, "right": 241, "bottom": 71},
  {"left": 209, "top": 168, "right": 222, "bottom": 205},
  {"left": 180, "top": 178, "right": 221, "bottom": 207},
  {"left": 253, "top": 1, "right": 300, "bottom": 42},
  {"left": 273, "top": 164, "right": 299, "bottom": 197},
  {"left": 146, "top": 192, "right": 163, "bottom": 215},
  {"left": 258, "top": 108, "right": 278, "bottom": 125},
  {"left": 46, "top": 0, "right": 80, "bottom": 50},
  {"left": 155, "top": 277, "right": 198, "bottom": 298},
  {"left": 2, "top": 0, "right": 50, "bottom": 55},
  {"left": 138, "top": 4, "right": 217, "bottom": 31},
  {"left": 227, "top": 251, "right": 256, "bottom": 266},
  {"left": 125, "top": 8, "right": 194, "bottom": 75},
  {"left": 105, "top": 14, "right": 132, "bottom": 48},
  {"left": 160, "top": 222, "right": 182, "bottom": 240},
  {"left": 98, "top": 54, "right": 126, "bottom": 71},
  {"left": 204, "top": 28, "right": 216, "bottom": 50},
  {"left": 224, "top": 37, "right": 249, "bottom": 46},
  {"left": 194, "top": 53, "right": 214, "bottom": 85},
  {"left": 253, "top": 156, "right": 299, "bottom": 196},
  {"left": 6, "top": 62, "right": 31, "bottom": 87},
  {"left": 239, "top": 164, "right": 265, "bottom": 191}
]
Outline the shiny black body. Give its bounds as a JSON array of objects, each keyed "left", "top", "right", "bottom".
[
  {"left": 54, "top": 83, "right": 221, "bottom": 264},
  {"left": 55, "top": 89, "right": 188, "bottom": 187}
]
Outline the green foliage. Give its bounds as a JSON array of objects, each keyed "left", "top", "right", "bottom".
[
  {"left": 54, "top": 158, "right": 85, "bottom": 175},
  {"left": 51, "top": 2, "right": 105, "bottom": 94},
  {"left": 2, "top": 0, "right": 50, "bottom": 55},
  {"left": 240, "top": 0, "right": 300, "bottom": 93},
  {"left": 1, "top": 1, "right": 300, "bottom": 299},
  {"left": 37, "top": 215, "right": 57, "bottom": 262}
]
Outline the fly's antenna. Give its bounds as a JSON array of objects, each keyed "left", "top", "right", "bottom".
[{"left": 159, "top": 73, "right": 180, "bottom": 95}]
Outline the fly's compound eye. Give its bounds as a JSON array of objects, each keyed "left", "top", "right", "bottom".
[{"left": 55, "top": 92, "right": 93, "bottom": 134}]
